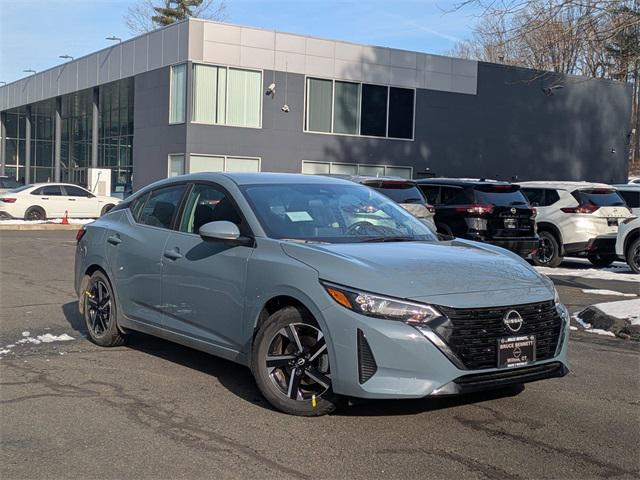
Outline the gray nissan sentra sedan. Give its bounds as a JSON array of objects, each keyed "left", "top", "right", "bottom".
[{"left": 75, "top": 173, "right": 569, "bottom": 416}]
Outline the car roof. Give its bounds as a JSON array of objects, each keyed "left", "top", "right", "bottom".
[
  {"left": 517, "top": 181, "right": 617, "bottom": 191},
  {"left": 612, "top": 184, "right": 640, "bottom": 191},
  {"left": 204, "top": 172, "right": 356, "bottom": 186},
  {"left": 415, "top": 177, "right": 514, "bottom": 187},
  {"left": 321, "top": 174, "right": 416, "bottom": 184}
]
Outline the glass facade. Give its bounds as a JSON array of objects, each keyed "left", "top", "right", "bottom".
[
  {"left": 99, "top": 78, "right": 134, "bottom": 193},
  {"left": 30, "top": 99, "right": 56, "bottom": 182},
  {"left": 3, "top": 108, "right": 27, "bottom": 182},
  {"left": 61, "top": 89, "right": 93, "bottom": 186}
]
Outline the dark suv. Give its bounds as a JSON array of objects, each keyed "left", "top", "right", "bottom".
[{"left": 416, "top": 178, "right": 538, "bottom": 256}]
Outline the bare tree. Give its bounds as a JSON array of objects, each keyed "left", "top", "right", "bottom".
[{"left": 125, "top": 0, "right": 227, "bottom": 35}]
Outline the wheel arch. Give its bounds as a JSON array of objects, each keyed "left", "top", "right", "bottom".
[{"left": 624, "top": 228, "right": 640, "bottom": 255}]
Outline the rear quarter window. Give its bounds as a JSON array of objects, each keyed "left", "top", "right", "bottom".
[{"left": 619, "top": 190, "right": 640, "bottom": 209}]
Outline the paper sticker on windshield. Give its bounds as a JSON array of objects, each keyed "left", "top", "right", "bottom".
[{"left": 286, "top": 211, "right": 313, "bottom": 222}]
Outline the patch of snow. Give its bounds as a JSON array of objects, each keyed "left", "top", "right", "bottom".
[
  {"left": 581, "top": 289, "right": 636, "bottom": 297},
  {"left": 587, "top": 328, "right": 616, "bottom": 337},
  {"left": 570, "top": 326, "right": 578, "bottom": 331},
  {"left": 535, "top": 266, "right": 640, "bottom": 283},
  {"left": 21, "top": 331, "right": 30, "bottom": 337},
  {"left": 0, "top": 349, "right": 11, "bottom": 355},
  {"left": 0, "top": 218, "right": 95, "bottom": 225},
  {"left": 592, "top": 298, "right": 640, "bottom": 323},
  {"left": 36, "top": 333, "right": 74, "bottom": 343}
]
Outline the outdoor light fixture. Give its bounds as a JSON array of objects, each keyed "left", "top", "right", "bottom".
[
  {"left": 106, "top": 36, "right": 122, "bottom": 43},
  {"left": 23, "top": 69, "right": 36, "bottom": 74},
  {"left": 265, "top": 83, "right": 276, "bottom": 98},
  {"left": 59, "top": 55, "right": 74, "bottom": 61}
]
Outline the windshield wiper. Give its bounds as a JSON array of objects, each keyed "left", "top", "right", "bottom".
[{"left": 357, "top": 236, "right": 417, "bottom": 243}]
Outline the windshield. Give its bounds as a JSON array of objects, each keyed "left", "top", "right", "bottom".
[
  {"left": 366, "top": 182, "right": 427, "bottom": 204},
  {"left": 473, "top": 186, "right": 529, "bottom": 206},
  {"left": 241, "top": 183, "right": 437, "bottom": 243},
  {"left": 573, "top": 189, "right": 626, "bottom": 207}
]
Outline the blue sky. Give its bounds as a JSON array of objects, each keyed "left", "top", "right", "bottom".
[{"left": 0, "top": 0, "right": 480, "bottom": 83}]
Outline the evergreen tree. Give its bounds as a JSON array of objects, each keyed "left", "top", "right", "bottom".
[{"left": 152, "top": 0, "right": 204, "bottom": 26}]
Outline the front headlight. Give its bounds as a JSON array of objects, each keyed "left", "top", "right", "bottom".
[
  {"left": 321, "top": 281, "right": 444, "bottom": 325},
  {"left": 554, "top": 287, "right": 569, "bottom": 323}
]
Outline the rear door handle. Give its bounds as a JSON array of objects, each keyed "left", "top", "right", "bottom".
[
  {"left": 163, "top": 248, "right": 183, "bottom": 260},
  {"left": 68, "top": 198, "right": 76, "bottom": 201},
  {"left": 41, "top": 197, "right": 49, "bottom": 200},
  {"left": 107, "top": 235, "right": 122, "bottom": 245}
]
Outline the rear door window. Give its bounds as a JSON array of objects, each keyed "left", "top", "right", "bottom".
[
  {"left": 138, "top": 185, "right": 187, "bottom": 229},
  {"left": 572, "top": 189, "right": 626, "bottom": 207},
  {"left": 32, "top": 185, "right": 63, "bottom": 196},
  {"left": 441, "top": 186, "right": 471, "bottom": 205},
  {"left": 473, "top": 185, "right": 528, "bottom": 206}
]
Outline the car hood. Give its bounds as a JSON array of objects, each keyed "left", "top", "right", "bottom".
[{"left": 281, "top": 239, "right": 552, "bottom": 307}]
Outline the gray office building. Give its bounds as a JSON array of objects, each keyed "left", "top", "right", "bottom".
[{"left": 0, "top": 18, "right": 633, "bottom": 193}]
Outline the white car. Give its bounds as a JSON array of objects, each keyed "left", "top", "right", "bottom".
[
  {"left": 520, "top": 181, "right": 632, "bottom": 267},
  {"left": 613, "top": 184, "right": 640, "bottom": 216},
  {"left": 615, "top": 217, "right": 640, "bottom": 274},
  {"left": 628, "top": 177, "right": 640, "bottom": 185},
  {"left": 0, "top": 183, "right": 121, "bottom": 221}
]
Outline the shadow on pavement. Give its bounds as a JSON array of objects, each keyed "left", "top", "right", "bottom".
[{"left": 62, "top": 301, "right": 525, "bottom": 416}]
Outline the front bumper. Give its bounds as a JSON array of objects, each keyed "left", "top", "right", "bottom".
[{"left": 320, "top": 302, "right": 570, "bottom": 399}]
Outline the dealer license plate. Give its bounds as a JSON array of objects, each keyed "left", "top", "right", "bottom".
[
  {"left": 504, "top": 218, "right": 517, "bottom": 229},
  {"left": 607, "top": 218, "right": 618, "bottom": 227},
  {"left": 497, "top": 335, "right": 536, "bottom": 368}
]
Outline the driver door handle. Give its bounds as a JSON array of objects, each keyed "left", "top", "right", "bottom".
[
  {"left": 107, "top": 235, "right": 122, "bottom": 245},
  {"left": 163, "top": 248, "right": 183, "bottom": 261},
  {"left": 68, "top": 198, "right": 77, "bottom": 201}
]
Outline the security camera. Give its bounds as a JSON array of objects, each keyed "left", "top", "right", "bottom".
[
  {"left": 265, "top": 83, "right": 276, "bottom": 97},
  {"left": 281, "top": 104, "right": 290, "bottom": 113}
]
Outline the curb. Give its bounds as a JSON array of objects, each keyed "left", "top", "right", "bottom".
[{"left": 0, "top": 224, "right": 83, "bottom": 231}]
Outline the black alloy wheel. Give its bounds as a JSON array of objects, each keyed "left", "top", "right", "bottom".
[
  {"left": 25, "top": 207, "right": 45, "bottom": 221},
  {"left": 626, "top": 238, "right": 640, "bottom": 274},
  {"left": 266, "top": 323, "right": 331, "bottom": 401},
  {"left": 533, "top": 231, "right": 563, "bottom": 267},
  {"left": 84, "top": 271, "right": 125, "bottom": 347}
]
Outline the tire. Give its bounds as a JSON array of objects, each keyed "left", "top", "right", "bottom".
[
  {"left": 533, "top": 230, "right": 563, "bottom": 267},
  {"left": 24, "top": 206, "right": 46, "bottom": 221},
  {"left": 587, "top": 254, "right": 616, "bottom": 268},
  {"left": 626, "top": 237, "right": 640, "bottom": 274},
  {"left": 251, "top": 306, "right": 339, "bottom": 416},
  {"left": 100, "top": 204, "right": 115, "bottom": 216},
  {"left": 83, "top": 271, "right": 126, "bottom": 347}
]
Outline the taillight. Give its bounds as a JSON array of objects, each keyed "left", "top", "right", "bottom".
[
  {"left": 76, "top": 227, "right": 87, "bottom": 243},
  {"left": 561, "top": 204, "right": 599, "bottom": 214},
  {"left": 425, "top": 203, "right": 435, "bottom": 214},
  {"left": 455, "top": 204, "right": 494, "bottom": 215},
  {"left": 531, "top": 207, "right": 537, "bottom": 218},
  {"left": 0, "top": 197, "right": 17, "bottom": 203}
]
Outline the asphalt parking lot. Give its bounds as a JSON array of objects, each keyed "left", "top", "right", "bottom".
[{"left": 1, "top": 230, "right": 639, "bottom": 479}]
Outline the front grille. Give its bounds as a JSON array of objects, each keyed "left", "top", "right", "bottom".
[
  {"left": 436, "top": 300, "right": 562, "bottom": 370},
  {"left": 357, "top": 329, "right": 377, "bottom": 384}
]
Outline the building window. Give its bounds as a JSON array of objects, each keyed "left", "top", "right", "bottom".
[
  {"left": 168, "top": 154, "right": 185, "bottom": 177},
  {"left": 192, "top": 64, "right": 262, "bottom": 128},
  {"left": 302, "top": 160, "right": 412, "bottom": 179},
  {"left": 189, "top": 154, "right": 260, "bottom": 174},
  {"left": 170, "top": 64, "right": 187, "bottom": 124},
  {"left": 305, "top": 78, "right": 415, "bottom": 140}
]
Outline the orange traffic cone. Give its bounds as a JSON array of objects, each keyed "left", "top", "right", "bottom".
[{"left": 61, "top": 211, "right": 69, "bottom": 225}]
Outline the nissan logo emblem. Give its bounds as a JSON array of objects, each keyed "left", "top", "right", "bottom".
[
  {"left": 510, "top": 207, "right": 517, "bottom": 214},
  {"left": 503, "top": 310, "right": 523, "bottom": 333}
]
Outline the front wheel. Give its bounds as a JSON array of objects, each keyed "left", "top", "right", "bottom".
[
  {"left": 626, "top": 238, "right": 640, "bottom": 274},
  {"left": 532, "top": 231, "right": 563, "bottom": 267},
  {"left": 252, "top": 306, "right": 339, "bottom": 416},
  {"left": 587, "top": 254, "right": 616, "bottom": 268}
]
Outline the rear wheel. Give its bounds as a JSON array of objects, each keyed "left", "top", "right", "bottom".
[
  {"left": 24, "top": 206, "right": 46, "bottom": 221},
  {"left": 587, "top": 254, "right": 616, "bottom": 268},
  {"left": 533, "top": 230, "right": 563, "bottom": 267},
  {"left": 626, "top": 238, "right": 640, "bottom": 274},
  {"left": 84, "top": 271, "right": 125, "bottom": 347},
  {"left": 252, "top": 306, "right": 339, "bottom": 416}
]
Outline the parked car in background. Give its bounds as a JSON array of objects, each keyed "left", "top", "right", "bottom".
[
  {"left": 415, "top": 178, "right": 539, "bottom": 257},
  {"left": 0, "top": 176, "right": 22, "bottom": 193},
  {"left": 615, "top": 217, "right": 640, "bottom": 274},
  {"left": 613, "top": 184, "right": 640, "bottom": 216},
  {"left": 628, "top": 177, "right": 640, "bottom": 185},
  {"left": 0, "top": 183, "right": 121, "bottom": 220},
  {"left": 520, "top": 182, "right": 632, "bottom": 268},
  {"left": 75, "top": 173, "right": 569, "bottom": 416},
  {"left": 330, "top": 175, "right": 436, "bottom": 230}
]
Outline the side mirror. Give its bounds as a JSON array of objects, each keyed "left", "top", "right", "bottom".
[{"left": 199, "top": 221, "right": 241, "bottom": 241}]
